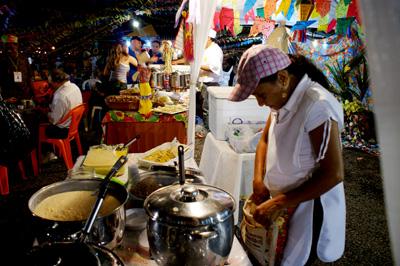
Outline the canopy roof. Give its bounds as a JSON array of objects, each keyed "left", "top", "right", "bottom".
[{"left": 0, "top": 0, "right": 182, "bottom": 56}]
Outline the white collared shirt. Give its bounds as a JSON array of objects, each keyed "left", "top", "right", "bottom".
[
  {"left": 48, "top": 81, "right": 82, "bottom": 128},
  {"left": 264, "top": 75, "right": 346, "bottom": 265},
  {"left": 198, "top": 42, "right": 223, "bottom": 84}
]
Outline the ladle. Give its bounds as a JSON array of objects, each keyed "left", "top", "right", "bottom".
[
  {"left": 178, "top": 145, "right": 185, "bottom": 185},
  {"left": 81, "top": 134, "right": 139, "bottom": 241}
]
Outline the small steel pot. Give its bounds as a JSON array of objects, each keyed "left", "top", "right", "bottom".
[
  {"left": 28, "top": 179, "right": 128, "bottom": 249},
  {"left": 144, "top": 183, "right": 235, "bottom": 266}
]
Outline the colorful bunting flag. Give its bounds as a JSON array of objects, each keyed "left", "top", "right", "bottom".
[
  {"left": 315, "top": 0, "right": 331, "bottom": 18},
  {"left": 243, "top": 0, "right": 257, "bottom": 15},
  {"left": 275, "top": 0, "right": 291, "bottom": 17},
  {"left": 287, "top": 0, "right": 295, "bottom": 20},
  {"left": 220, "top": 7, "right": 235, "bottom": 35},
  {"left": 244, "top": 8, "right": 256, "bottom": 24},
  {"left": 256, "top": 7, "right": 265, "bottom": 18},
  {"left": 336, "top": 17, "right": 355, "bottom": 36},
  {"left": 344, "top": 0, "right": 351, "bottom": 5},
  {"left": 347, "top": 0, "right": 361, "bottom": 24},
  {"left": 234, "top": 10, "right": 242, "bottom": 35},
  {"left": 317, "top": 14, "right": 329, "bottom": 32},
  {"left": 264, "top": 0, "right": 277, "bottom": 19},
  {"left": 327, "top": 18, "right": 337, "bottom": 32},
  {"left": 336, "top": 0, "right": 349, "bottom": 18},
  {"left": 309, "top": 7, "right": 320, "bottom": 19}
]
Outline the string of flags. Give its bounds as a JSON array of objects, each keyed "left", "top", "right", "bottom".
[{"left": 214, "top": 0, "right": 361, "bottom": 37}]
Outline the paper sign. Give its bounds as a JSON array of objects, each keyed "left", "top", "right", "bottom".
[{"left": 13, "top": 71, "right": 22, "bottom": 82}]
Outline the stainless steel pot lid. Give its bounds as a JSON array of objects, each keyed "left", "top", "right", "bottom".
[
  {"left": 129, "top": 170, "right": 205, "bottom": 200},
  {"left": 144, "top": 184, "right": 235, "bottom": 226}
]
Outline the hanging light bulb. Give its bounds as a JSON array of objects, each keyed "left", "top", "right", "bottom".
[{"left": 132, "top": 20, "right": 140, "bottom": 28}]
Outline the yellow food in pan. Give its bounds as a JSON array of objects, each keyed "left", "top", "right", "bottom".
[{"left": 143, "top": 147, "right": 178, "bottom": 163}]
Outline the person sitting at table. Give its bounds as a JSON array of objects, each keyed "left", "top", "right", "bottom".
[
  {"left": 40, "top": 69, "right": 83, "bottom": 162},
  {"left": 104, "top": 41, "right": 138, "bottom": 95}
]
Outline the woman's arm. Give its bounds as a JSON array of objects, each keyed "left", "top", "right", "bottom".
[
  {"left": 253, "top": 120, "right": 344, "bottom": 224},
  {"left": 129, "top": 55, "right": 138, "bottom": 67},
  {"left": 252, "top": 114, "right": 272, "bottom": 204}
]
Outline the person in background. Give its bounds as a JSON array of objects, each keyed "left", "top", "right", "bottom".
[
  {"left": 148, "top": 40, "right": 164, "bottom": 64},
  {"left": 103, "top": 42, "right": 138, "bottom": 95},
  {"left": 128, "top": 36, "right": 149, "bottom": 84},
  {"left": 229, "top": 45, "right": 345, "bottom": 265},
  {"left": 0, "top": 34, "right": 33, "bottom": 103},
  {"left": 197, "top": 29, "right": 223, "bottom": 128},
  {"left": 40, "top": 69, "right": 82, "bottom": 162}
]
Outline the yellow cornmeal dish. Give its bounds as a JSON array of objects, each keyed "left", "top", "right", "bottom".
[
  {"left": 34, "top": 191, "right": 121, "bottom": 221},
  {"left": 83, "top": 145, "right": 127, "bottom": 175},
  {"left": 142, "top": 147, "right": 178, "bottom": 163}
]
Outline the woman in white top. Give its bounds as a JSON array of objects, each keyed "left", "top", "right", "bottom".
[
  {"left": 229, "top": 45, "right": 345, "bottom": 265},
  {"left": 104, "top": 42, "right": 138, "bottom": 95}
]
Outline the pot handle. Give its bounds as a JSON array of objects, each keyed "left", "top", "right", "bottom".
[{"left": 188, "top": 230, "right": 218, "bottom": 240}]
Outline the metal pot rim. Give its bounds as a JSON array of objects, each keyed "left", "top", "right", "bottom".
[{"left": 28, "top": 178, "right": 128, "bottom": 222}]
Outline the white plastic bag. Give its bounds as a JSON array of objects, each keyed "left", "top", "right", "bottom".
[{"left": 225, "top": 118, "right": 264, "bottom": 153}]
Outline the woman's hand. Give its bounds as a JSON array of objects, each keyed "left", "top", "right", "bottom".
[
  {"left": 253, "top": 194, "right": 287, "bottom": 227},
  {"left": 252, "top": 179, "right": 270, "bottom": 205}
]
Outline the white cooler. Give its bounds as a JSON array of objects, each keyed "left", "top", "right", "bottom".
[{"left": 208, "top": 86, "right": 270, "bottom": 140}]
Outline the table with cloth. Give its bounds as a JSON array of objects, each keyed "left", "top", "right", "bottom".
[
  {"left": 102, "top": 110, "right": 188, "bottom": 153},
  {"left": 199, "top": 133, "right": 255, "bottom": 224},
  {"left": 71, "top": 154, "right": 252, "bottom": 266}
]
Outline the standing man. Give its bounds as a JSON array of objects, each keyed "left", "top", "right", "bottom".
[
  {"left": 149, "top": 40, "right": 164, "bottom": 64},
  {"left": 198, "top": 29, "right": 223, "bottom": 127},
  {"left": 127, "top": 36, "right": 141, "bottom": 85},
  {"left": 128, "top": 36, "right": 150, "bottom": 85},
  {"left": 0, "top": 34, "right": 33, "bottom": 103}
]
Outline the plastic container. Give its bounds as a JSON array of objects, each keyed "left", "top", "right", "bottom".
[{"left": 208, "top": 86, "right": 270, "bottom": 140}]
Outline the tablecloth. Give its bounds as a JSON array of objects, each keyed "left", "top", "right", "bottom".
[
  {"left": 72, "top": 153, "right": 252, "bottom": 266},
  {"left": 199, "top": 133, "right": 256, "bottom": 224},
  {"left": 102, "top": 110, "right": 188, "bottom": 153}
]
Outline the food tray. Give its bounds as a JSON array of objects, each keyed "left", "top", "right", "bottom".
[
  {"left": 152, "top": 104, "right": 188, "bottom": 114},
  {"left": 137, "top": 141, "right": 190, "bottom": 169},
  {"left": 105, "top": 95, "right": 139, "bottom": 111}
]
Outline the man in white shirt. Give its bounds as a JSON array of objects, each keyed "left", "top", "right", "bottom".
[
  {"left": 198, "top": 29, "right": 223, "bottom": 128},
  {"left": 40, "top": 69, "right": 82, "bottom": 163}
]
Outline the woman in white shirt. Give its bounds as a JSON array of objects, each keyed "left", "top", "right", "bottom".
[
  {"left": 104, "top": 42, "right": 138, "bottom": 95},
  {"left": 229, "top": 45, "right": 345, "bottom": 265}
]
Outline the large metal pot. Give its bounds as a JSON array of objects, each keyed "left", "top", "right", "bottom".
[
  {"left": 128, "top": 168, "right": 205, "bottom": 202},
  {"left": 144, "top": 183, "right": 236, "bottom": 266},
  {"left": 28, "top": 179, "right": 128, "bottom": 249}
]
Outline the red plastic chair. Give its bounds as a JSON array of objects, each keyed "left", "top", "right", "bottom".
[
  {"left": 38, "top": 104, "right": 85, "bottom": 170},
  {"left": 0, "top": 149, "right": 39, "bottom": 195}
]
